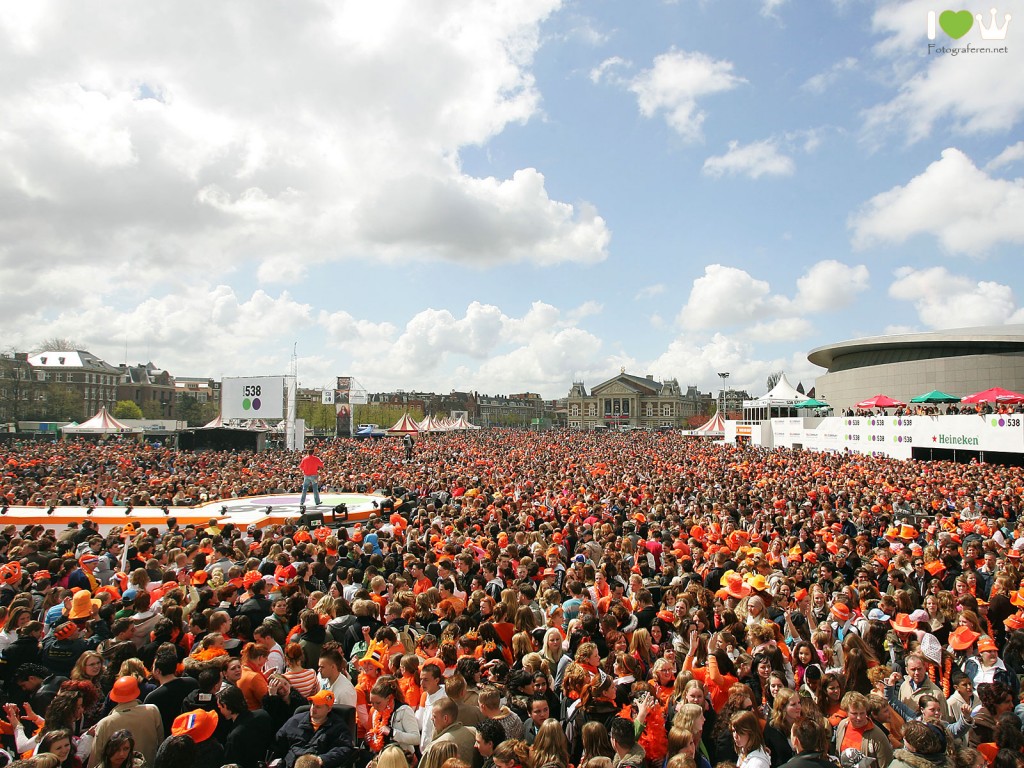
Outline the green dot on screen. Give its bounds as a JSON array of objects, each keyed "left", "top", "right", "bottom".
[{"left": 243, "top": 398, "right": 251, "bottom": 410}]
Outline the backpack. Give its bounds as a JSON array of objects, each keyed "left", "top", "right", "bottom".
[
  {"left": 396, "top": 625, "right": 417, "bottom": 654},
  {"left": 562, "top": 698, "right": 586, "bottom": 761}
]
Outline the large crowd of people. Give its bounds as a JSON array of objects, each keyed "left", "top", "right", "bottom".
[{"left": 2, "top": 430, "right": 1024, "bottom": 768}]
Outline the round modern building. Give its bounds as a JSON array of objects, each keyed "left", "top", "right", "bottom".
[{"left": 808, "top": 325, "right": 1024, "bottom": 410}]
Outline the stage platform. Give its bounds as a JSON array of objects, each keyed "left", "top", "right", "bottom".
[{"left": 0, "top": 492, "right": 387, "bottom": 535}]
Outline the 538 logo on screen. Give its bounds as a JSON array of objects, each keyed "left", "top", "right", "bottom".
[{"left": 243, "top": 385, "right": 262, "bottom": 397}]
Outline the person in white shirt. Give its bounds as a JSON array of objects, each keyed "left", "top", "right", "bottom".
[
  {"left": 418, "top": 662, "right": 448, "bottom": 754},
  {"left": 731, "top": 711, "right": 771, "bottom": 768},
  {"left": 254, "top": 625, "right": 285, "bottom": 674},
  {"left": 317, "top": 643, "right": 357, "bottom": 709}
]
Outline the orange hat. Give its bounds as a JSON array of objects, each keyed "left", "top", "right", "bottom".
[
  {"left": 924, "top": 561, "right": 945, "bottom": 576},
  {"left": 359, "top": 649, "right": 385, "bottom": 669},
  {"left": 804, "top": 552, "right": 817, "bottom": 564},
  {"left": 423, "top": 657, "right": 446, "bottom": 674},
  {"left": 309, "top": 689, "right": 335, "bottom": 706},
  {"left": 95, "top": 585, "right": 121, "bottom": 601},
  {"left": 724, "top": 573, "right": 751, "bottom": 600},
  {"left": 899, "top": 524, "right": 918, "bottom": 540},
  {"left": 793, "top": 588, "right": 808, "bottom": 602},
  {"left": 294, "top": 530, "right": 312, "bottom": 544},
  {"left": 69, "top": 590, "right": 101, "bottom": 620},
  {"left": 1005, "top": 613, "right": 1024, "bottom": 631},
  {"left": 977, "top": 637, "right": 998, "bottom": 653},
  {"left": 890, "top": 614, "right": 918, "bottom": 633},
  {"left": 53, "top": 622, "right": 79, "bottom": 641},
  {"left": 243, "top": 572, "right": 263, "bottom": 589},
  {"left": 191, "top": 570, "right": 209, "bottom": 585},
  {"left": 33, "top": 570, "right": 52, "bottom": 582},
  {"left": 172, "top": 709, "right": 219, "bottom": 743},
  {"left": 949, "top": 626, "right": 980, "bottom": 651},
  {"left": 746, "top": 574, "right": 769, "bottom": 592},
  {"left": 657, "top": 610, "right": 675, "bottom": 623},
  {"left": 274, "top": 564, "right": 296, "bottom": 585},
  {"left": 0, "top": 562, "right": 22, "bottom": 586},
  {"left": 110, "top": 676, "right": 142, "bottom": 703},
  {"left": 831, "top": 603, "right": 852, "bottom": 623}
]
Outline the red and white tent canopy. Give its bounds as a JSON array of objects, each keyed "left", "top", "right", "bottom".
[
  {"left": 449, "top": 414, "right": 480, "bottom": 430},
  {"left": 417, "top": 415, "right": 445, "bottom": 432},
  {"left": 692, "top": 409, "right": 724, "bottom": 434},
  {"left": 693, "top": 410, "right": 726, "bottom": 435},
  {"left": 62, "top": 407, "right": 142, "bottom": 434},
  {"left": 201, "top": 414, "right": 224, "bottom": 429},
  {"left": 387, "top": 414, "right": 420, "bottom": 434}
]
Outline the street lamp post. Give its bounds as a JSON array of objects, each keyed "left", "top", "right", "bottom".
[{"left": 718, "top": 372, "right": 730, "bottom": 416}]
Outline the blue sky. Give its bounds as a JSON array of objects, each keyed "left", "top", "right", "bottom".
[{"left": 1, "top": 0, "right": 1021, "bottom": 400}]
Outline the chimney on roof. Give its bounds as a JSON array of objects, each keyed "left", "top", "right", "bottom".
[{"left": 646, "top": 374, "right": 654, "bottom": 380}]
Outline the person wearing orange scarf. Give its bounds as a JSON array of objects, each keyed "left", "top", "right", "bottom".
[{"left": 365, "top": 677, "right": 420, "bottom": 759}]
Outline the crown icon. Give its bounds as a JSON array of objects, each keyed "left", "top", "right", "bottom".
[{"left": 975, "top": 8, "right": 1011, "bottom": 40}]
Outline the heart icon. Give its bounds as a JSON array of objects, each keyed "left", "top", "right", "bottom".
[{"left": 939, "top": 9, "right": 974, "bottom": 39}]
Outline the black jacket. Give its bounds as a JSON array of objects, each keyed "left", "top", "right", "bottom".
[
  {"left": 193, "top": 736, "right": 226, "bottom": 768},
  {"left": 779, "top": 751, "right": 837, "bottom": 768},
  {"left": 40, "top": 633, "right": 103, "bottom": 677},
  {"left": 145, "top": 676, "right": 199, "bottom": 735},
  {"left": 275, "top": 708, "right": 353, "bottom": 768},
  {"left": 0, "top": 635, "right": 42, "bottom": 680},
  {"left": 222, "top": 708, "right": 276, "bottom": 768}
]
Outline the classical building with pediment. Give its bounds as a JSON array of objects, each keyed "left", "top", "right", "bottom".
[{"left": 566, "top": 371, "right": 713, "bottom": 430}]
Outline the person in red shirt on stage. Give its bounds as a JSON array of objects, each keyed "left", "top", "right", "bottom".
[{"left": 298, "top": 447, "right": 324, "bottom": 507}]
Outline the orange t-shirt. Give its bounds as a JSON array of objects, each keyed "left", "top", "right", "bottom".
[{"left": 840, "top": 718, "right": 867, "bottom": 751}]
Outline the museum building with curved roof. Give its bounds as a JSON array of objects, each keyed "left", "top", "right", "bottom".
[{"left": 807, "top": 325, "right": 1024, "bottom": 409}]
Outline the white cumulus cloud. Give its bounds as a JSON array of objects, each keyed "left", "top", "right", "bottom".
[
  {"left": 628, "top": 49, "right": 746, "bottom": 141},
  {"left": 889, "top": 266, "right": 1024, "bottom": 328},
  {"left": 866, "top": 2, "right": 1024, "bottom": 142},
  {"left": 702, "top": 139, "right": 795, "bottom": 179},
  {"left": 986, "top": 141, "right": 1024, "bottom": 172},
  {"left": 850, "top": 148, "right": 1024, "bottom": 256},
  {"left": 678, "top": 261, "right": 870, "bottom": 332},
  {"left": 795, "top": 260, "right": 870, "bottom": 312},
  {"left": 801, "top": 56, "right": 858, "bottom": 94},
  {"left": 0, "top": 0, "right": 610, "bottom": 336}
]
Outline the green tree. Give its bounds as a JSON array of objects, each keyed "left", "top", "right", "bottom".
[
  {"left": 113, "top": 400, "right": 143, "bottom": 419},
  {"left": 177, "top": 395, "right": 203, "bottom": 426},
  {"left": 199, "top": 400, "right": 220, "bottom": 425},
  {"left": 141, "top": 400, "right": 164, "bottom": 419},
  {"left": 297, "top": 401, "right": 335, "bottom": 432},
  {"left": 46, "top": 385, "right": 84, "bottom": 421},
  {"left": 353, "top": 404, "right": 424, "bottom": 428}
]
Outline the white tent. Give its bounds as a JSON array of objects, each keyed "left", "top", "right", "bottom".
[
  {"left": 417, "top": 415, "right": 444, "bottom": 432},
  {"left": 743, "top": 373, "right": 804, "bottom": 419},
  {"left": 387, "top": 414, "right": 420, "bottom": 434},
  {"left": 449, "top": 414, "right": 480, "bottom": 430},
  {"left": 752, "top": 373, "right": 803, "bottom": 404},
  {"left": 61, "top": 407, "right": 142, "bottom": 434}
]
